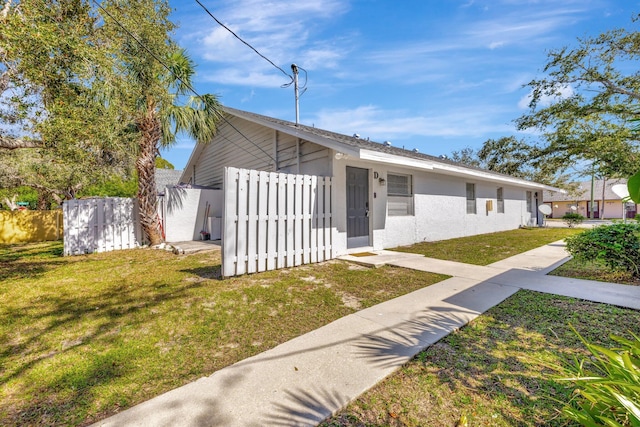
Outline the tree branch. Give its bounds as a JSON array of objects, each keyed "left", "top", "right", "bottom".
[
  {"left": 596, "top": 77, "right": 640, "bottom": 101},
  {"left": 0, "top": 68, "right": 13, "bottom": 95},
  {"left": 0, "top": 0, "right": 12, "bottom": 20},
  {"left": 4, "top": 173, "right": 64, "bottom": 204},
  {"left": 0, "top": 135, "right": 42, "bottom": 150}
]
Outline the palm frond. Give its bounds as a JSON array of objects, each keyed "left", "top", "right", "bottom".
[{"left": 165, "top": 48, "right": 195, "bottom": 95}]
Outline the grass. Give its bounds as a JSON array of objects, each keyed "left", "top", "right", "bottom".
[
  {"left": 0, "top": 241, "right": 446, "bottom": 426},
  {"left": 320, "top": 290, "right": 640, "bottom": 427},
  {"left": 550, "top": 258, "right": 640, "bottom": 286},
  {"left": 0, "top": 227, "right": 617, "bottom": 425},
  {"left": 393, "top": 227, "right": 583, "bottom": 265}
]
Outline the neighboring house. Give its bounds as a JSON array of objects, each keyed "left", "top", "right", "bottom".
[
  {"left": 543, "top": 179, "right": 636, "bottom": 219},
  {"left": 155, "top": 168, "right": 183, "bottom": 196},
  {"left": 180, "top": 106, "right": 561, "bottom": 255}
]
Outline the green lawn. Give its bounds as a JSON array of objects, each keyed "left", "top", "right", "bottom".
[
  {"left": 321, "top": 290, "right": 640, "bottom": 427},
  {"left": 393, "top": 227, "right": 582, "bottom": 265},
  {"left": 0, "top": 227, "right": 616, "bottom": 425},
  {"left": 550, "top": 258, "right": 640, "bottom": 285},
  {"left": 0, "top": 241, "right": 446, "bottom": 426}
]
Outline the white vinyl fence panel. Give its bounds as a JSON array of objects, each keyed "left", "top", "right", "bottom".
[
  {"left": 63, "top": 198, "right": 143, "bottom": 256},
  {"left": 223, "top": 167, "right": 333, "bottom": 277}
]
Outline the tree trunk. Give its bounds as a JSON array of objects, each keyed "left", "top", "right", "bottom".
[
  {"left": 136, "top": 104, "right": 163, "bottom": 246},
  {"left": 36, "top": 190, "right": 50, "bottom": 210}
]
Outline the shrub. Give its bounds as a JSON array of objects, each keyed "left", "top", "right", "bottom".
[
  {"left": 563, "top": 212, "right": 585, "bottom": 227},
  {"left": 565, "top": 223, "right": 640, "bottom": 276},
  {"left": 556, "top": 329, "right": 640, "bottom": 426}
]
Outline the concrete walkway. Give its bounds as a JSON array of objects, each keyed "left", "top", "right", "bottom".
[{"left": 93, "top": 241, "right": 640, "bottom": 427}]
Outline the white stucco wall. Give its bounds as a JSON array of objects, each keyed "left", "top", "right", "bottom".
[
  {"left": 162, "top": 188, "right": 223, "bottom": 242},
  {"left": 601, "top": 200, "right": 636, "bottom": 219},
  {"left": 331, "top": 157, "right": 537, "bottom": 255}
]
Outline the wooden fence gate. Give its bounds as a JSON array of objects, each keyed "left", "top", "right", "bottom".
[
  {"left": 63, "top": 198, "right": 143, "bottom": 256},
  {"left": 222, "top": 167, "right": 333, "bottom": 277}
]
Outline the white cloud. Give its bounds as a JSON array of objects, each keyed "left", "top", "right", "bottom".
[
  {"left": 300, "top": 47, "right": 344, "bottom": 70},
  {"left": 201, "top": 68, "right": 289, "bottom": 88},
  {"left": 188, "top": 0, "right": 351, "bottom": 86},
  {"left": 311, "top": 105, "right": 514, "bottom": 141},
  {"left": 517, "top": 84, "right": 574, "bottom": 109},
  {"left": 219, "top": 0, "right": 347, "bottom": 29},
  {"left": 465, "top": 5, "right": 589, "bottom": 49},
  {"left": 241, "top": 89, "right": 256, "bottom": 103}
]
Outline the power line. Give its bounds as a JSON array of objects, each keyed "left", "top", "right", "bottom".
[
  {"left": 194, "top": 0, "right": 294, "bottom": 84},
  {"left": 91, "top": 0, "right": 277, "bottom": 163}
]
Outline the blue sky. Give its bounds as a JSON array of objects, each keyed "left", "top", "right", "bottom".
[{"left": 162, "top": 0, "right": 639, "bottom": 170}]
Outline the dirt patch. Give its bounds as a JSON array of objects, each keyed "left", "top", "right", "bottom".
[{"left": 338, "top": 292, "right": 362, "bottom": 310}]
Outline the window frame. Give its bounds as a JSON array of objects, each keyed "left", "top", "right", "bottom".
[
  {"left": 387, "top": 173, "right": 414, "bottom": 216},
  {"left": 497, "top": 187, "right": 504, "bottom": 214},
  {"left": 526, "top": 191, "right": 533, "bottom": 213},
  {"left": 466, "top": 183, "right": 476, "bottom": 214}
]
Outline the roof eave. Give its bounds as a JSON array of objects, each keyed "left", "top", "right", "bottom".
[
  {"left": 360, "top": 148, "right": 564, "bottom": 192},
  {"left": 359, "top": 149, "right": 434, "bottom": 170},
  {"left": 180, "top": 143, "right": 206, "bottom": 183}
]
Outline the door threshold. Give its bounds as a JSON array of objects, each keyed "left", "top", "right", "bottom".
[{"left": 345, "top": 246, "right": 375, "bottom": 255}]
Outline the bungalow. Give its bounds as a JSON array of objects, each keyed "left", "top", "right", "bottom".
[
  {"left": 180, "top": 106, "right": 560, "bottom": 255},
  {"left": 543, "top": 179, "right": 637, "bottom": 219}
]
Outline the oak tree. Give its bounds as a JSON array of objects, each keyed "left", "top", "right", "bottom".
[{"left": 516, "top": 15, "right": 640, "bottom": 178}]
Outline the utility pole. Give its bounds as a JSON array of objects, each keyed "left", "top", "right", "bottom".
[
  {"left": 590, "top": 164, "right": 595, "bottom": 219},
  {"left": 291, "top": 64, "right": 299, "bottom": 126}
]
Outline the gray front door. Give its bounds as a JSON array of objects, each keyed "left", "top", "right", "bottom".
[{"left": 346, "top": 166, "right": 369, "bottom": 248}]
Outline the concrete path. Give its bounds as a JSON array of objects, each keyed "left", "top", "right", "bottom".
[{"left": 93, "top": 241, "right": 640, "bottom": 427}]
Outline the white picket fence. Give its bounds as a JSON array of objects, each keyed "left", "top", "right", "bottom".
[
  {"left": 63, "top": 198, "right": 143, "bottom": 256},
  {"left": 222, "top": 167, "right": 333, "bottom": 277}
]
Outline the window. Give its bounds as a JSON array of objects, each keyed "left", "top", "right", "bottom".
[
  {"left": 466, "top": 183, "right": 476, "bottom": 214},
  {"left": 388, "top": 173, "right": 414, "bottom": 216},
  {"left": 497, "top": 187, "right": 504, "bottom": 213},
  {"left": 526, "top": 191, "right": 532, "bottom": 213}
]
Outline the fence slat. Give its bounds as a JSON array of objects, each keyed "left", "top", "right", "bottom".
[
  {"left": 277, "top": 173, "right": 287, "bottom": 269},
  {"left": 257, "top": 171, "right": 269, "bottom": 272},
  {"left": 293, "top": 175, "right": 303, "bottom": 266},
  {"left": 302, "top": 175, "right": 311, "bottom": 264},
  {"left": 323, "top": 176, "right": 333, "bottom": 261},
  {"left": 223, "top": 167, "right": 239, "bottom": 276},
  {"left": 286, "top": 175, "right": 295, "bottom": 267},
  {"left": 236, "top": 168, "right": 249, "bottom": 276},
  {"left": 246, "top": 170, "right": 259, "bottom": 274},
  {"left": 316, "top": 178, "right": 325, "bottom": 262},
  {"left": 310, "top": 175, "right": 318, "bottom": 263},
  {"left": 97, "top": 199, "right": 106, "bottom": 253},
  {"left": 266, "top": 172, "right": 278, "bottom": 271}
]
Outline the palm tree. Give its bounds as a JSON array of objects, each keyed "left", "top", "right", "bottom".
[
  {"left": 134, "top": 49, "right": 220, "bottom": 246},
  {"left": 100, "top": 0, "right": 221, "bottom": 246}
]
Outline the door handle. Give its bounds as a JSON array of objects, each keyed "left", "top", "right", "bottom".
[{"left": 365, "top": 209, "right": 369, "bottom": 217}]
